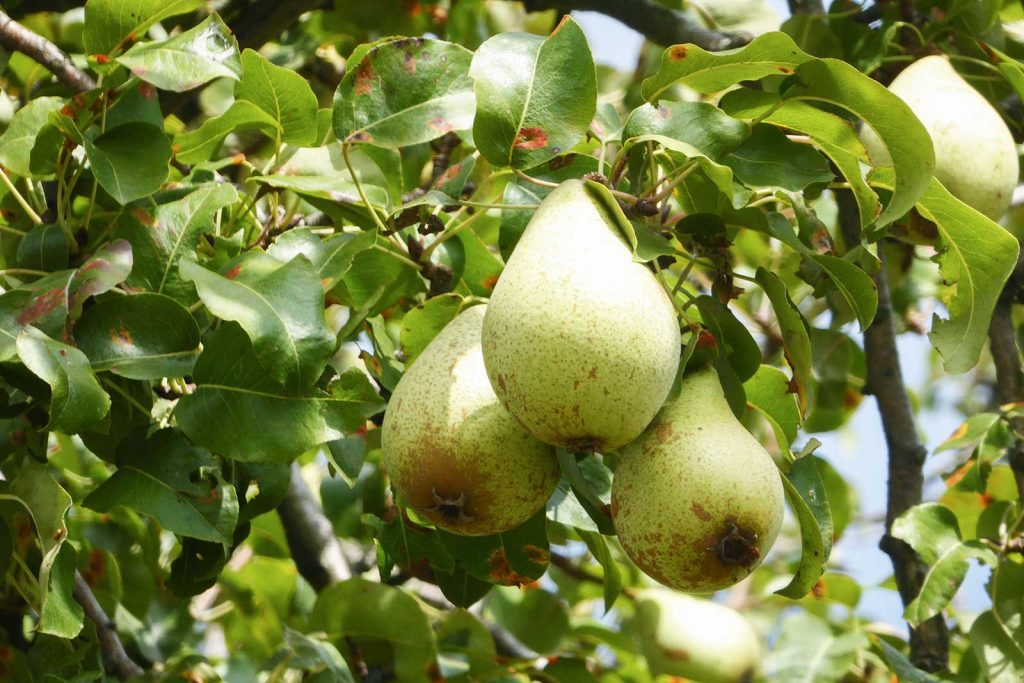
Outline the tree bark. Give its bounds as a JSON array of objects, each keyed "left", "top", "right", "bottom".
[
  {"left": 837, "top": 191, "right": 949, "bottom": 671},
  {"left": 0, "top": 11, "right": 95, "bottom": 93},
  {"left": 73, "top": 572, "right": 145, "bottom": 680}
]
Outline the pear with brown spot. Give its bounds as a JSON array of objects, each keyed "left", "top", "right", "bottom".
[
  {"left": 612, "top": 366, "right": 784, "bottom": 593},
  {"left": 860, "top": 55, "right": 1019, "bottom": 220},
  {"left": 381, "top": 305, "right": 559, "bottom": 536},
  {"left": 482, "top": 179, "right": 681, "bottom": 452},
  {"left": 634, "top": 589, "right": 762, "bottom": 683}
]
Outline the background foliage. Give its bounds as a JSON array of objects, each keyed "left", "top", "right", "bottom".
[{"left": 0, "top": 0, "right": 1023, "bottom": 681}]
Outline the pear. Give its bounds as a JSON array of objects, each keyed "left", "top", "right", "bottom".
[
  {"left": 611, "top": 366, "right": 784, "bottom": 593},
  {"left": 860, "top": 55, "right": 1019, "bottom": 220},
  {"left": 381, "top": 305, "right": 559, "bottom": 536},
  {"left": 482, "top": 179, "right": 681, "bottom": 452},
  {"left": 634, "top": 589, "right": 762, "bottom": 683}
]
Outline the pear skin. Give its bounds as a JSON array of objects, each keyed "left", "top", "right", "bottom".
[
  {"left": 861, "top": 55, "right": 1019, "bottom": 220},
  {"left": 612, "top": 366, "right": 784, "bottom": 593},
  {"left": 482, "top": 179, "right": 681, "bottom": 452},
  {"left": 381, "top": 305, "right": 559, "bottom": 536},
  {"left": 634, "top": 589, "right": 762, "bottom": 683}
]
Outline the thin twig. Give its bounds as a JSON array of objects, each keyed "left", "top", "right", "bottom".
[
  {"left": 0, "top": 11, "right": 95, "bottom": 93},
  {"left": 73, "top": 572, "right": 145, "bottom": 680},
  {"left": 836, "top": 191, "right": 949, "bottom": 671},
  {"left": 516, "top": 0, "right": 750, "bottom": 50}
]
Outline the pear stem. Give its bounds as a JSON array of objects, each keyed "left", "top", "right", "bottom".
[{"left": 341, "top": 143, "right": 393, "bottom": 237}]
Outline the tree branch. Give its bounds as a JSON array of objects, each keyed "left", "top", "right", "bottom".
[
  {"left": 517, "top": 0, "right": 750, "bottom": 50},
  {"left": 73, "top": 572, "right": 145, "bottom": 680},
  {"left": 837, "top": 191, "right": 949, "bottom": 671},
  {"left": 987, "top": 251, "right": 1024, "bottom": 504},
  {"left": 278, "top": 463, "right": 352, "bottom": 591},
  {"left": 0, "top": 11, "right": 95, "bottom": 93},
  {"left": 787, "top": 0, "right": 825, "bottom": 15}
]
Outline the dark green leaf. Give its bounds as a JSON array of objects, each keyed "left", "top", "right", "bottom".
[
  {"left": 173, "top": 100, "right": 281, "bottom": 164},
  {"left": 333, "top": 37, "right": 475, "bottom": 148},
  {"left": 84, "top": 122, "right": 171, "bottom": 204},
  {"left": 83, "top": 0, "right": 203, "bottom": 56},
  {"left": 399, "top": 293, "right": 465, "bottom": 365},
  {"left": 471, "top": 16, "right": 596, "bottom": 169},
  {"left": 724, "top": 124, "right": 833, "bottom": 191},
  {"left": 16, "top": 326, "right": 110, "bottom": 433},
  {"left": 84, "top": 429, "right": 238, "bottom": 544},
  {"left": 776, "top": 455, "right": 833, "bottom": 598},
  {"left": 75, "top": 292, "right": 201, "bottom": 379},
  {"left": 621, "top": 101, "right": 749, "bottom": 160},
  {"left": 180, "top": 253, "right": 334, "bottom": 394},
  {"left": 692, "top": 296, "right": 761, "bottom": 382},
  {"left": 437, "top": 510, "right": 550, "bottom": 586},
  {"left": 176, "top": 323, "right": 384, "bottom": 462},
  {"left": 755, "top": 267, "right": 813, "bottom": 415},
  {"left": 16, "top": 224, "right": 69, "bottom": 272}
]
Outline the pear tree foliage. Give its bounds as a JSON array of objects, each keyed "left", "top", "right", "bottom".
[{"left": 0, "top": 1, "right": 1022, "bottom": 681}]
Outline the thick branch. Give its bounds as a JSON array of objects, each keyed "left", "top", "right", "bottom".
[
  {"left": 0, "top": 11, "right": 95, "bottom": 93},
  {"left": 518, "top": 0, "right": 750, "bottom": 50},
  {"left": 986, "top": 250, "right": 1024, "bottom": 504},
  {"left": 224, "top": 0, "right": 330, "bottom": 51},
  {"left": 278, "top": 463, "right": 352, "bottom": 591},
  {"left": 837, "top": 192, "right": 949, "bottom": 672},
  {"left": 73, "top": 572, "right": 145, "bottom": 680},
  {"left": 787, "top": 0, "right": 825, "bottom": 15}
]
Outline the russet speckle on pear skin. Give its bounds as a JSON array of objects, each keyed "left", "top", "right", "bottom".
[
  {"left": 481, "top": 179, "right": 681, "bottom": 452},
  {"left": 612, "top": 366, "right": 784, "bottom": 594},
  {"left": 381, "top": 305, "right": 559, "bottom": 536},
  {"left": 860, "top": 55, "right": 1019, "bottom": 221}
]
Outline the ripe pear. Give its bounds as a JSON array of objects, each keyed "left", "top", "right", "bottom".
[
  {"left": 860, "top": 55, "right": 1019, "bottom": 220},
  {"left": 611, "top": 366, "right": 784, "bottom": 593},
  {"left": 381, "top": 305, "right": 559, "bottom": 536},
  {"left": 482, "top": 179, "right": 681, "bottom": 452},
  {"left": 634, "top": 589, "right": 762, "bottom": 683}
]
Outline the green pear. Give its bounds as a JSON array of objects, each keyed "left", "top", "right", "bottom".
[
  {"left": 860, "top": 55, "right": 1019, "bottom": 220},
  {"left": 482, "top": 179, "right": 681, "bottom": 452},
  {"left": 612, "top": 366, "right": 784, "bottom": 593},
  {"left": 634, "top": 589, "right": 762, "bottom": 683},
  {"left": 381, "top": 305, "right": 559, "bottom": 536}
]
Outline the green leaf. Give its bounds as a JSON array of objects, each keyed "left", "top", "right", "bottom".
[
  {"left": 767, "top": 612, "right": 864, "bottom": 682},
  {"left": 364, "top": 512, "right": 454, "bottom": 580},
  {"left": 115, "top": 183, "right": 239, "bottom": 304},
  {"left": 0, "top": 97, "right": 64, "bottom": 178},
  {"left": 282, "top": 627, "right": 356, "bottom": 683},
  {"left": 804, "top": 328, "right": 865, "bottom": 433},
  {"left": 484, "top": 585, "right": 569, "bottom": 655},
  {"left": 39, "top": 543, "right": 83, "bottom": 638},
  {"left": 437, "top": 510, "right": 550, "bottom": 586},
  {"left": 310, "top": 578, "right": 436, "bottom": 682},
  {"left": 720, "top": 90, "right": 879, "bottom": 228},
  {"left": 642, "top": 32, "right": 815, "bottom": 100},
  {"left": 891, "top": 503, "right": 997, "bottom": 625},
  {"left": 399, "top": 293, "right": 465, "bottom": 365},
  {"left": 16, "top": 326, "right": 110, "bottom": 433},
  {"left": 83, "top": 0, "right": 203, "bottom": 56},
  {"left": 176, "top": 323, "right": 384, "bottom": 462},
  {"left": 872, "top": 170, "right": 1020, "bottom": 373},
  {"left": 16, "top": 224, "right": 69, "bottom": 272},
  {"left": 84, "top": 122, "right": 171, "bottom": 204},
  {"left": 174, "top": 100, "right": 281, "bottom": 164},
  {"left": 935, "top": 412, "right": 1001, "bottom": 454},
  {"left": 67, "top": 239, "right": 134, "bottom": 321},
  {"left": 873, "top": 637, "right": 941, "bottom": 683},
  {"left": 755, "top": 267, "right": 813, "bottom": 415},
  {"left": 84, "top": 429, "right": 238, "bottom": 544},
  {"left": 724, "top": 124, "right": 832, "bottom": 191},
  {"left": 75, "top": 292, "right": 201, "bottom": 379},
  {"left": 1, "top": 463, "right": 77, "bottom": 637},
  {"left": 333, "top": 37, "right": 475, "bottom": 148},
  {"left": 692, "top": 296, "right": 761, "bottom": 382},
  {"left": 577, "top": 529, "right": 622, "bottom": 613},
  {"left": 782, "top": 58, "right": 934, "bottom": 227},
  {"left": 180, "top": 253, "right": 334, "bottom": 394},
  {"left": 776, "top": 455, "right": 833, "bottom": 598},
  {"left": 744, "top": 364, "right": 799, "bottom": 449},
  {"left": 116, "top": 13, "right": 241, "bottom": 92},
  {"left": 470, "top": 16, "right": 597, "bottom": 169},
  {"left": 621, "top": 101, "right": 749, "bottom": 160},
  {"left": 970, "top": 561, "right": 1024, "bottom": 683},
  {"left": 236, "top": 48, "right": 318, "bottom": 146}
]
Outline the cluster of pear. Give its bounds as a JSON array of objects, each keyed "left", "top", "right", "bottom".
[
  {"left": 860, "top": 55, "right": 1019, "bottom": 220},
  {"left": 382, "top": 179, "right": 785, "bottom": 595}
]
